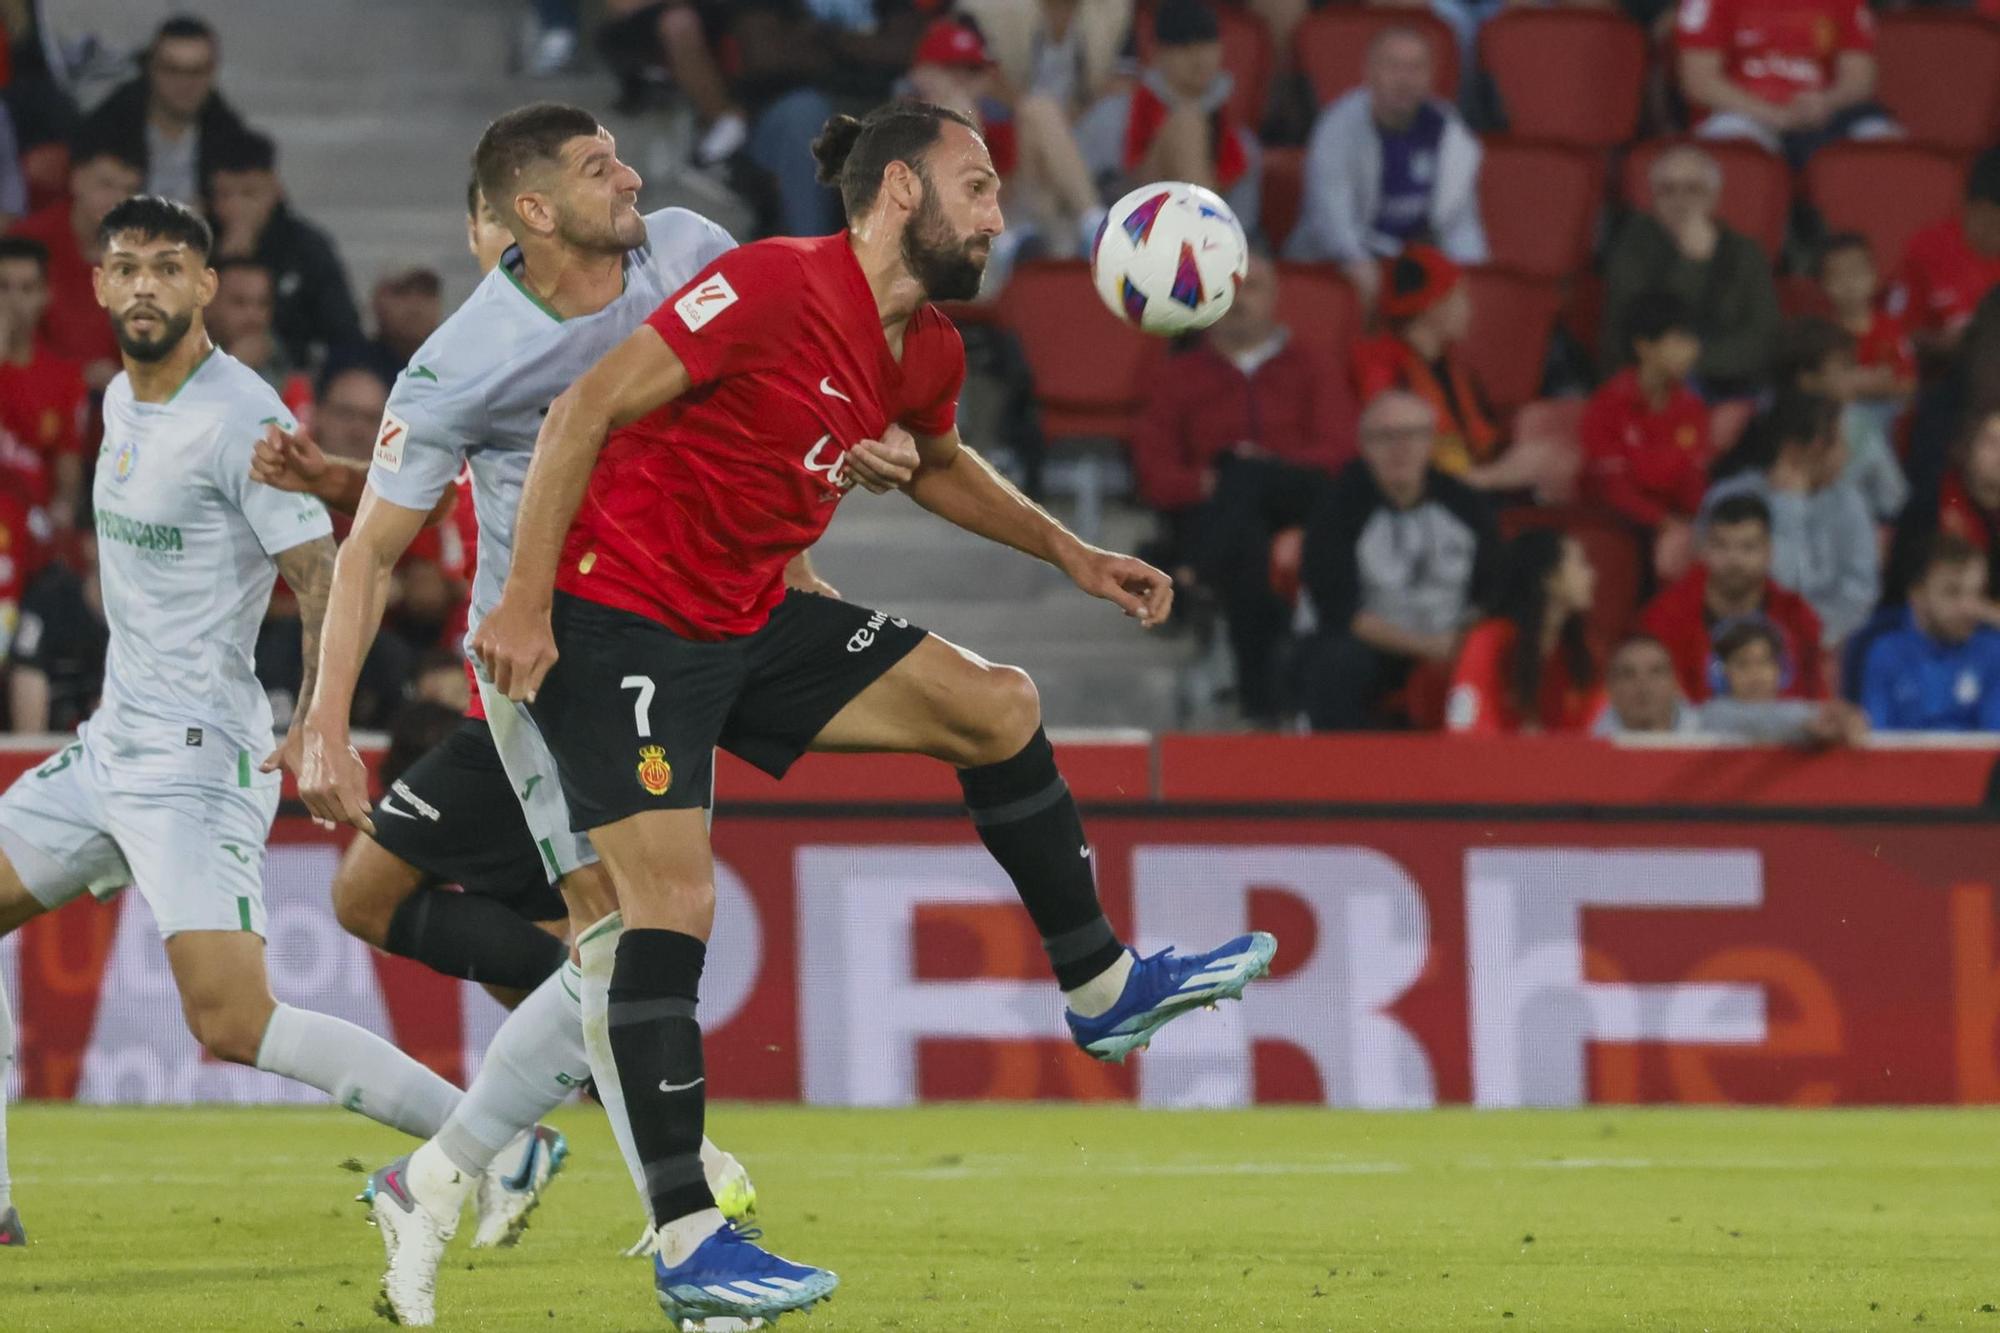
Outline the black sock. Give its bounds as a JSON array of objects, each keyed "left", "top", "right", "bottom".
[
  {"left": 959, "top": 727, "right": 1127, "bottom": 990},
  {"left": 607, "top": 928, "right": 716, "bottom": 1225},
  {"left": 383, "top": 887, "right": 567, "bottom": 990}
]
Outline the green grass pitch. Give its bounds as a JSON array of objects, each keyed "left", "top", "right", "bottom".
[{"left": 2, "top": 1102, "right": 1997, "bottom": 1331}]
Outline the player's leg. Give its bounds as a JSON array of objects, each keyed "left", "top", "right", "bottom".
[{"left": 0, "top": 855, "right": 49, "bottom": 1249}]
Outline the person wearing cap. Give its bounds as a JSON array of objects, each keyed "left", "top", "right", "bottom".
[
  {"left": 1893, "top": 148, "right": 2000, "bottom": 356},
  {"left": 1601, "top": 143, "right": 1780, "bottom": 400},
  {"left": 1284, "top": 25, "right": 1485, "bottom": 306},
  {"left": 1074, "top": 0, "right": 1261, "bottom": 237}
]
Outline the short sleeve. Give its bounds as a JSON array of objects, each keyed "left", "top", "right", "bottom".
[
  {"left": 645, "top": 208, "right": 737, "bottom": 293},
  {"left": 216, "top": 409, "right": 335, "bottom": 556},
  {"left": 1675, "top": 0, "right": 1727, "bottom": 49},
  {"left": 647, "top": 244, "right": 802, "bottom": 389},
  {"left": 367, "top": 380, "right": 471, "bottom": 514},
  {"left": 900, "top": 314, "right": 966, "bottom": 438}
]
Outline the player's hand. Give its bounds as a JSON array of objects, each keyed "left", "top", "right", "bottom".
[
  {"left": 251, "top": 422, "right": 329, "bottom": 496},
  {"left": 260, "top": 724, "right": 306, "bottom": 783},
  {"left": 1065, "top": 546, "right": 1175, "bottom": 628},
  {"left": 843, "top": 426, "right": 920, "bottom": 494},
  {"left": 471, "top": 595, "right": 559, "bottom": 703},
  {"left": 296, "top": 715, "right": 375, "bottom": 834}
]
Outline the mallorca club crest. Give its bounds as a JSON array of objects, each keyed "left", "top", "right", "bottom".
[
  {"left": 112, "top": 438, "right": 139, "bottom": 485},
  {"left": 636, "top": 745, "right": 673, "bottom": 796}
]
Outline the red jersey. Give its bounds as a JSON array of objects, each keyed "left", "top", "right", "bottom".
[
  {"left": 1676, "top": 0, "right": 1874, "bottom": 109},
  {"left": 8, "top": 203, "right": 119, "bottom": 368},
  {"left": 1638, "top": 564, "right": 1826, "bottom": 702},
  {"left": 559, "top": 235, "right": 965, "bottom": 639},
  {"left": 1579, "top": 369, "right": 1712, "bottom": 529},
  {"left": 1852, "top": 306, "right": 1915, "bottom": 384},
  {"left": 1445, "top": 619, "right": 1604, "bottom": 735},
  {"left": 1893, "top": 217, "right": 2000, "bottom": 339},
  {"left": 0, "top": 341, "right": 86, "bottom": 506}
]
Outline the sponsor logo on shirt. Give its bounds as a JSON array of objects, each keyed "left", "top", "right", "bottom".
[
  {"left": 95, "top": 508, "right": 184, "bottom": 555},
  {"left": 637, "top": 745, "right": 673, "bottom": 796},
  {"left": 674, "top": 274, "right": 738, "bottom": 332},
  {"left": 374, "top": 409, "right": 409, "bottom": 474}
]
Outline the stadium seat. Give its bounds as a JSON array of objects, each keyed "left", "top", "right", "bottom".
[
  {"left": 1562, "top": 270, "right": 1606, "bottom": 378},
  {"left": 1805, "top": 143, "right": 1967, "bottom": 279},
  {"left": 1512, "top": 398, "right": 1587, "bottom": 504},
  {"left": 1261, "top": 146, "right": 1304, "bottom": 250},
  {"left": 1461, "top": 267, "right": 1563, "bottom": 416},
  {"left": 1479, "top": 10, "right": 1648, "bottom": 150},
  {"left": 1274, "top": 261, "right": 1360, "bottom": 385},
  {"left": 1136, "top": 0, "right": 1274, "bottom": 130},
  {"left": 1294, "top": 8, "right": 1458, "bottom": 108},
  {"left": 1501, "top": 505, "right": 1645, "bottom": 647},
  {"left": 1875, "top": 12, "right": 2000, "bottom": 154},
  {"left": 1621, "top": 138, "right": 1791, "bottom": 257},
  {"left": 1477, "top": 138, "right": 1603, "bottom": 280},
  {"left": 1776, "top": 274, "right": 1831, "bottom": 319}
]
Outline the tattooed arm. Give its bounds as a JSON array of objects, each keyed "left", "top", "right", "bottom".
[{"left": 263, "top": 533, "right": 338, "bottom": 775}]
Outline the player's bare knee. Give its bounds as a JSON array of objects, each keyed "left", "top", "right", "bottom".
[
  {"left": 959, "top": 663, "right": 1041, "bottom": 765},
  {"left": 186, "top": 997, "right": 275, "bottom": 1066},
  {"left": 330, "top": 867, "right": 392, "bottom": 947}
]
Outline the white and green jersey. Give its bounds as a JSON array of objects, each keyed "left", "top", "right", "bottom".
[
  {"left": 87, "top": 348, "right": 332, "bottom": 782},
  {"left": 367, "top": 208, "right": 734, "bottom": 635}
]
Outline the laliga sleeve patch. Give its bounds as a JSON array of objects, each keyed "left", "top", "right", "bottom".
[
  {"left": 374, "top": 409, "right": 409, "bottom": 474},
  {"left": 675, "top": 273, "right": 739, "bottom": 332}
]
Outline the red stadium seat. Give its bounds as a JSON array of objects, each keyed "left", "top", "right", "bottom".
[
  {"left": 1273, "top": 261, "right": 1360, "bottom": 384},
  {"left": 1501, "top": 505, "right": 1645, "bottom": 647},
  {"left": 1805, "top": 143, "right": 1967, "bottom": 280},
  {"left": 1136, "top": 1, "right": 1274, "bottom": 130},
  {"left": 1776, "top": 274, "right": 1831, "bottom": 319},
  {"left": 1461, "top": 267, "right": 1563, "bottom": 416},
  {"left": 997, "top": 260, "right": 1153, "bottom": 441},
  {"left": 1622, "top": 138, "right": 1792, "bottom": 258},
  {"left": 1261, "top": 146, "right": 1304, "bottom": 250},
  {"left": 1479, "top": 10, "right": 1648, "bottom": 150},
  {"left": 1477, "top": 138, "right": 1603, "bottom": 280},
  {"left": 1294, "top": 9, "right": 1458, "bottom": 107},
  {"left": 1875, "top": 12, "right": 2000, "bottom": 154}
]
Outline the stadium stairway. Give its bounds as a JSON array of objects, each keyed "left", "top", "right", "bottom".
[{"left": 53, "top": 0, "right": 1200, "bottom": 729}]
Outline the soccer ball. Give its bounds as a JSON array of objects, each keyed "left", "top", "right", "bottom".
[{"left": 1090, "top": 182, "right": 1249, "bottom": 336}]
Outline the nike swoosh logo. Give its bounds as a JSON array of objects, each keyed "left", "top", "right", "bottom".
[
  {"left": 1079, "top": 844, "right": 1091, "bottom": 859},
  {"left": 377, "top": 793, "right": 414, "bottom": 819},
  {"left": 658, "top": 1077, "right": 706, "bottom": 1093},
  {"left": 818, "top": 376, "right": 851, "bottom": 403}
]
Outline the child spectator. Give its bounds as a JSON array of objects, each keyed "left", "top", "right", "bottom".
[
  {"left": 1639, "top": 491, "right": 1827, "bottom": 701},
  {"left": 1862, "top": 534, "right": 2000, "bottom": 731},
  {"left": 1775, "top": 315, "right": 1906, "bottom": 523},
  {"left": 1695, "top": 615, "right": 1868, "bottom": 743},
  {"left": 1894, "top": 147, "right": 2000, "bottom": 356},
  {"left": 0, "top": 236, "right": 85, "bottom": 529},
  {"left": 1580, "top": 291, "right": 1710, "bottom": 582},
  {"left": 1817, "top": 232, "right": 1915, "bottom": 404},
  {"left": 1594, "top": 634, "right": 1699, "bottom": 736},
  {"left": 1704, "top": 390, "right": 1878, "bottom": 648},
  {"left": 1446, "top": 530, "right": 1603, "bottom": 735}
]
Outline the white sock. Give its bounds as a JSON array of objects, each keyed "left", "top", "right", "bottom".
[
  {"left": 406, "top": 1137, "right": 475, "bottom": 1220},
  {"left": 253, "top": 1003, "right": 460, "bottom": 1138},
  {"left": 433, "top": 961, "right": 590, "bottom": 1175},
  {"left": 578, "top": 913, "right": 651, "bottom": 1208},
  {"left": 655, "top": 1206, "right": 726, "bottom": 1266},
  {"left": 1063, "top": 950, "right": 1135, "bottom": 1019},
  {"left": 0, "top": 973, "right": 13, "bottom": 1213}
]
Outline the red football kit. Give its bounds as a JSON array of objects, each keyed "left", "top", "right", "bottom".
[
  {"left": 1895, "top": 217, "right": 2000, "bottom": 339},
  {"left": 0, "top": 340, "right": 86, "bottom": 506},
  {"left": 1579, "top": 369, "right": 1713, "bottom": 529},
  {"left": 557, "top": 234, "right": 966, "bottom": 640},
  {"left": 1676, "top": 0, "right": 1874, "bottom": 109}
]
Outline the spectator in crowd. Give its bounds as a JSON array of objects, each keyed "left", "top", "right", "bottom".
[
  {"left": 1639, "top": 491, "right": 1827, "bottom": 701},
  {"left": 1594, "top": 633, "right": 1699, "bottom": 735},
  {"left": 1297, "top": 389, "right": 1499, "bottom": 730},
  {"left": 1675, "top": 0, "right": 1894, "bottom": 164},
  {"left": 341, "top": 266, "right": 444, "bottom": 384},
  {"left": 1601, "top": 144, "right": 1781, "bottom": 399},
  {"left": 1446, "top": 529, "right": 1604, "bottom": 735},
  {"left": 76, "top": 14, "right": 252, "bottom": 206},
  {"left": 207, "top": 257, "right": 298, "bottom": 394},
  {"left": 1862, "top": 534, "right": 2000, "bottom": 731},
  {"left": 1078, "top": 0, "right": 1262, "bottom": 238},
  {"left": 1894, "top": 147, "right": 2000, "bottom": 358},
  {"left": 0, "top": 236, "right": 85, "bottom": 528},
  {"left": 1817, "top": 232, "right": 1915, "bottom": 407},
  {"left": 524, "top": 0, "right": 581, "bottom": 76},
  {"left": 205, "top": 130, "right": 362, "bottom": 369},
  {"left": 0, "top": 486, "right": 40, "bottom": 664},
  {"left": 1775, "top": 315, "right": 1906, "bottom": 523},
  {"left": 1704, "top": 390, "right": 1878, "bottom": 648},
  {"left": 7, "top": 131, "right": 141, "bottom": 387},
  {"left": 0, "top": 105, "right": 28, "bottom": 233},
  {"left": 1884, "top": 409, "right": 2000, "bottom": 617},
  {"left": 1694, "top": 615, "right": 1868, "bottom": 743},
  {"left": 1130, "top": 252, "right": 1356, "bottom": 722},
  {"left": 467, "top": 179, "right": 511, "bottom": 275},
  {"left": 960, "top": 0, "right": 1133, "bottom": 125},
  {"left": 8, "top": 539, "right": 104, "bottom": 734},
  {"left": 410, "top": 647, "right": 473, "bottom": 714},
  {"left": 314, "top": 366, "right": 391, "bottom": 467},
  {"left": 1581, "top": 291, "right": 1711, "bottom": 582},
  {"left": 1285, "top": 25, "right": 1485, "bottom": 303}
]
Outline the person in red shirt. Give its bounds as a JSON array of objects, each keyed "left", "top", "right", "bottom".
[
  {"left": 5, "top": 131, "right": 140, "bottom": 388},
  {"left": 1447, "top": 529, "right": 1605, "bottom": 735},
  {"left": 1130, "top": 251, "right": 1355, "bottom": 720},
  {"left": 1581, "top": 291, "right": 1711, "bottom": 582},
  {"left": 1893, "top": 148, "right": 2000, "bottom": 356},
  {"left": 1638, "top": 490, "right": 1827, "bottom": 701},
  {"left": 1817, "top": 231, "right": 1914, "bottom": 400},
  {"left": 467, "top": 102, "right": 1274, "bottom": 1318},
  {"left": 1675, "top": 0, "right": 1896, "bottom": 164},
  {"left": 0, "top": 237, "right": 86, "bottom": 527}
]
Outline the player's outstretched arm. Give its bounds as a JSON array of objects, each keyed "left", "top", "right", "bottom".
[
  {"left": 251, "top": 423, "right": 456, "bottom": 524},
  {"left": 265, "top": 533, "right": 338, "bottom": 777},
  {"left": 293, "top": 488, "right": 431, "bottom": 832},
  {"left": 902, "top": 426, "right": 1175, "bottom": 628},
  {"left": 475, "top": 324, "right": 692, "bottom": 701}
]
